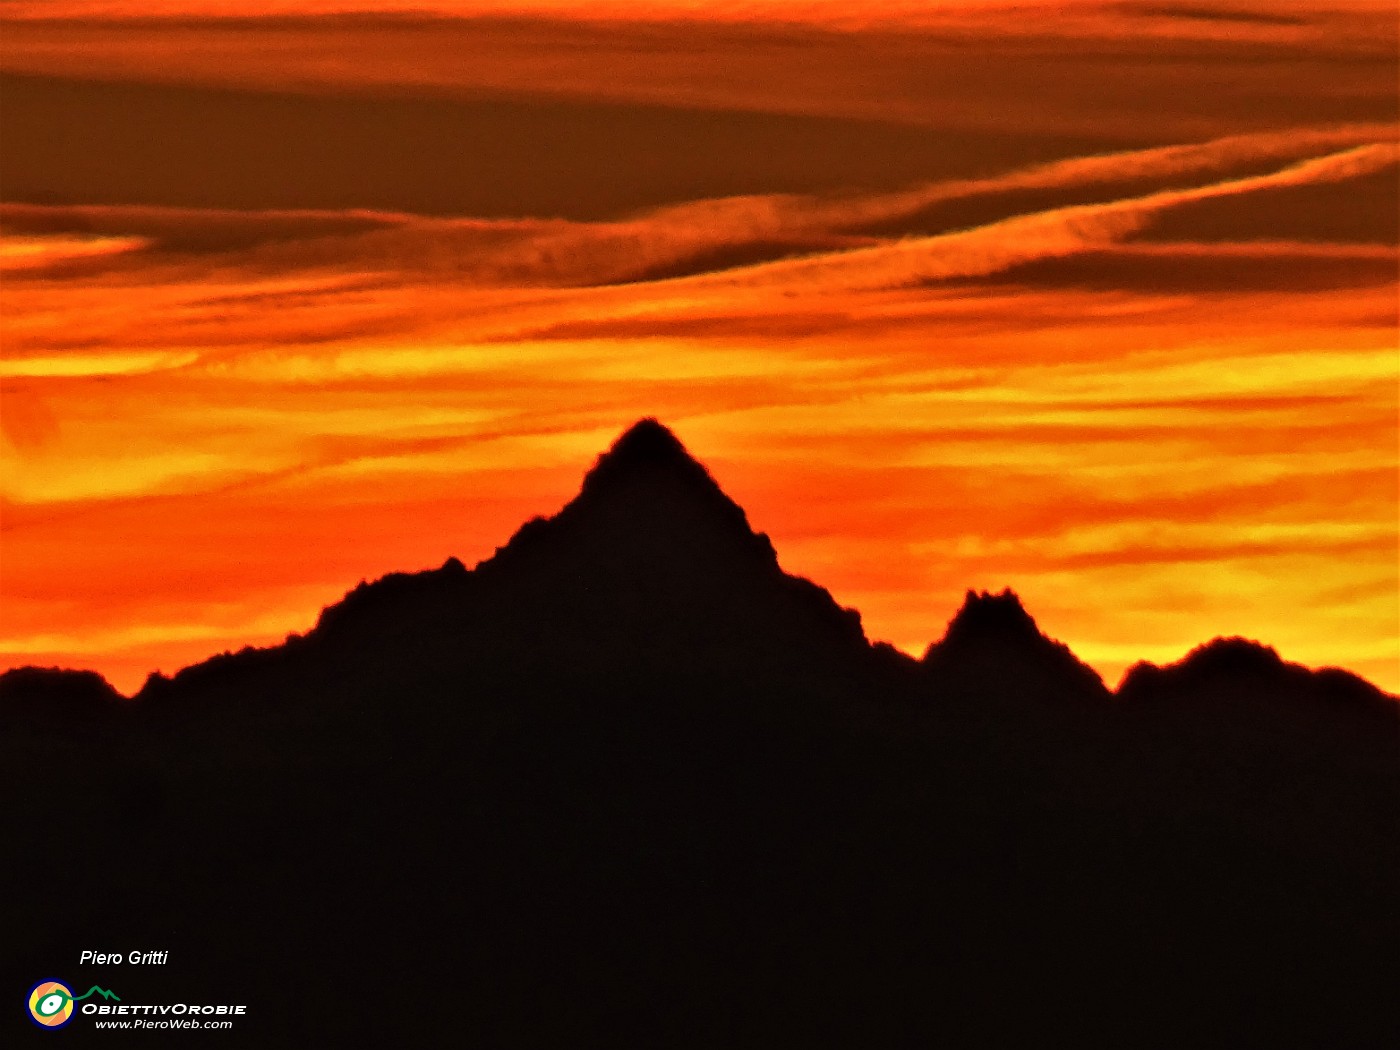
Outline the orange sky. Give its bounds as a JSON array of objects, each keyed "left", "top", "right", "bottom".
[{"left": 1, "top": 2, "right": 1397, "bottom": 695}]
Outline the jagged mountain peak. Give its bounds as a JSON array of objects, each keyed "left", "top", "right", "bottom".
[
  {"left": 922, "top": 587, "right": 1108, "bottom": 699},
  {"left": 941, "top": 588, "right": 1041, "bottom": 645}
]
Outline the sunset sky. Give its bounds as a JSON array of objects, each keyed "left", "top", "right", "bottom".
[{"left": 1, "top": 1, "right": 1396, "bottom": 695}]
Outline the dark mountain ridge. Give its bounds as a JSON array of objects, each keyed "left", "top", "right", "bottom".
[
  {"left": 3, "top": 419, "right": 1396, "bottom": 1048},
  {"left": 4, "top": 420, "right": 1389, "bottom": 711}
]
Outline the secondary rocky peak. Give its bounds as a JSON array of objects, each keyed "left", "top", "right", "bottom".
[
  {"left": 941, "top": 588, "right": 1042, "bottom": 646},
  {"left": 922, "top": 588, "right": 1108, "bottom": 699}
]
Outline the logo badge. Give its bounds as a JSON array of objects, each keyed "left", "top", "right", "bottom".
[{"left": 27, "top": 981, "right": 75, "bottom": 1028}]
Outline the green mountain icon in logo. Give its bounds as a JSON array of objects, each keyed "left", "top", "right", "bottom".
[{"left": 74, "top": 986, "right": 121, "bottom": 1002}]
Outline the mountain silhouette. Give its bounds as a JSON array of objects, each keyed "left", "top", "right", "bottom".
[
  {"left": 1120, "top": 634, "right": 1385, "bottom": 704},
  {"left": 298, "top": 416, "right": 871, "bottom": 686},
  {"left": 923, "top": 587, "right": 1110, "bottom": 703},
  {"left": 3, "top": 419, "right": 1396, "bottom": 1049}
]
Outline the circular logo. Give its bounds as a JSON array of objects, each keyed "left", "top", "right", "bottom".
[{"left": 28, "top": 981, "right": 75, "bottom": 1028}]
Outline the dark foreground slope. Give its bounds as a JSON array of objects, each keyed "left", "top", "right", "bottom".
[{"left": 4, "top": 421, "right": 1397, "bottom": 1048}]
